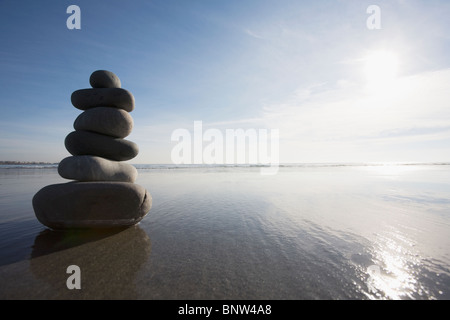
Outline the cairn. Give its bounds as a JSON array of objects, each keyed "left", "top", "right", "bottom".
[{"left": 33, "top": 70, "right": 151, "bottom": 229}]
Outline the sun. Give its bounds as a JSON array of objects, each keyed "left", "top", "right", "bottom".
[{"left": 364, "top": 50, "right": 399, "bottom": 86}]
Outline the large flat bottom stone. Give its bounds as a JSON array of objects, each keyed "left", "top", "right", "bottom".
[{"left": 32, "top": 182, "right": 151, "bottom": 229}]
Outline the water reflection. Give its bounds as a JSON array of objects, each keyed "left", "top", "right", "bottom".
[
  {"left": 363, "top": 163, "right": 421, "bottom": 178},
  {"left": 358, "top": 229, "right": 448, "bottom": 300},
  {"left": 2, "top": 165, "right": 449, "bottom": 299},
  {"left": 29, "top": 225, "right": 151, "bottom": 299},
  {"left": 370, "top": 231, "right": 419, "bottom": 299}
]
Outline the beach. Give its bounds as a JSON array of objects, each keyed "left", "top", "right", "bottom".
[{"left": 0, "top": 164, "right": 449, "bottom": 299}]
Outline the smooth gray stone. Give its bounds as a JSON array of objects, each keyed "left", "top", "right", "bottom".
[
  {"left": 32, "top": 182, "right": 152, "bottom": 229},
  {"left": 65, "top": 130, "right": 139, "bottom": 161},
  {"left": 89, "top": 70, "right": 121, "bottom": 88},
  {"left": 74, "top": 107, "right": 133, "bottom": 138},
  {"left": 58, "top": 156, "right": 137, "bottom": 182},
  {"left": 71, "top": 88, "right": 135, "bottom": 112}
]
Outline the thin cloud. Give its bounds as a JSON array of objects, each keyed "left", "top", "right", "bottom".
[
  {"left": 259, "top": 68, "right": 450, "bottom": 161},
  {"left": 244, "top": 28, "right": 265, "bottom": 39}
]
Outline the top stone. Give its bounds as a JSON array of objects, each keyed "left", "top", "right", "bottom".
[{"left": 90, "top": 70, "right": 121, "bottom": 88}]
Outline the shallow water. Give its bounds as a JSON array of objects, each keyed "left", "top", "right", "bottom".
[{"left": 0, "top": 164, "right": 449, "bottom": 299}]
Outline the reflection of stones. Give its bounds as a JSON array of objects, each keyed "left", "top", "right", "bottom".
[{"left": 30, "top": 225, "right": 151, "bottom": 299}]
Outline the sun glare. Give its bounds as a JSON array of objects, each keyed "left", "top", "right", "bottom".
[{"left": 364, "top": 51, "right": 399, "bottom": 88}]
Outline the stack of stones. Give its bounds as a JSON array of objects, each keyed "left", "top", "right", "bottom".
[{"left": 33, "top": 70, "right": 152, "bottom": 229}]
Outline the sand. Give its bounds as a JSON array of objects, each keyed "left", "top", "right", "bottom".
[
  {"left": 1, "top": 165, "right": 450, "bottom": 299},
  {"left": 0, "top": 226, "right": 150, "bottom": 299}
]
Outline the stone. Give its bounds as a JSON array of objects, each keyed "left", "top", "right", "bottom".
[
  {"left": 58, "top": 155, "right": 138, "bottom": 182},
  {"left": 74, "top": 107, "right": 133, "bottom": 138},
  {"left": 89, "top": 70, "right": 121, "bottom": 88},
  {"left": 32, "top": 182, "right": 152, "bottom": 229},
  {"left": 71, "top": 88, "right": 135, "bottom": 112},
  {"left": 65, "top": 130, "right": 139, "bottom": 161}
]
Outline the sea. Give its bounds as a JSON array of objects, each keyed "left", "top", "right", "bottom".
[{"left": 0, "top": 163, "right": 449, "bottom": 299}]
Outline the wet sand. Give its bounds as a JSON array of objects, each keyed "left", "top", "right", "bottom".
[
  {"left": 1, "top": 165, "right": 450, "bottom": 299},
  {"left": 0, "top": 226, "right": 150, "bottom": 299}
]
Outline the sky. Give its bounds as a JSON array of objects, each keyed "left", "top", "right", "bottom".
[{"left": 1, "top": 0, "right": 450, "bottom": 164}]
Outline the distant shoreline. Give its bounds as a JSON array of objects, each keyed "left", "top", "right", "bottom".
[
  {"left": 1, "top": 161, "right": 450, "bottom": 168},
  {"left": 0, "top": 161, "right": 58, "bottom": 165}
]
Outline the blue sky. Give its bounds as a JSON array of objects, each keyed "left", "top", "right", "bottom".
[{"left": 1, "top": 0, "right": 450, "bottom": 163}]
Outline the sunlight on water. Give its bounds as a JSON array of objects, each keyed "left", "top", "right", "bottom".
[
  {"left": 1, "top": 164, "right": 450, "bottom": 299},
  {"left": 364, "top": 230, "right": 421, "bottom": 299},
  {"left": 363, "top": 163, "right": 422, "bottom": 178}
]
